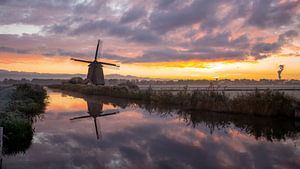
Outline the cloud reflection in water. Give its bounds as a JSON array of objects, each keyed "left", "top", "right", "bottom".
[{"left": 3, "top": 90, "right": 300, "bottom": 169}]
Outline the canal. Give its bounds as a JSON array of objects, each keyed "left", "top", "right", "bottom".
[{"left": 3, "top": 89, "right": 300, "bottom": 169}]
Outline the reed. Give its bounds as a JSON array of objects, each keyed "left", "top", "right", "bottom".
[
  {"left": 229, "top": 89, "right": 296, "bottom": 116},
  {"left": 49, "top": 83, "right": 299, "bottom": 117}
]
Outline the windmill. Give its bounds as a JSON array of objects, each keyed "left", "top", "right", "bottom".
[
  {"left": 71, "top": 40, "right": 120, "bottom": 85},
  {"left": 70, "top": 98, "right": 119, "bottom": 140}
]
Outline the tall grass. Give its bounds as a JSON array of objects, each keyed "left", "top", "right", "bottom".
[
  {"left": 49, "top": 83, "right": 299, "bottom": 117},
  {"left": 8, "top": 84, "right": 47, "bottom": 117},
  {"left": 0, "top": 113, "right": 33, "bottom": 155},
  {"left": 230, "top": 89, "right": 296, "bottom": 117}
]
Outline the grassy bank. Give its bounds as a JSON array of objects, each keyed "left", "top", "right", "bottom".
[
  {"left": 0, "top": 84, "right": 47, "bottom": 155},
  {"left": 48, "top": 83, "right": 299, "bottom": 118},
  {"left": 53, "top": 89, "right": 300, "bottom": 142}
]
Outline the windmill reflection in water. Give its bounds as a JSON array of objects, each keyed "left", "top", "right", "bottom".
[{"left": 70, "top": 98, "right": 119, "bottom": 139}]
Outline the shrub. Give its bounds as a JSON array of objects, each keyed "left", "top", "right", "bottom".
[
  {"left": 118, "top": 81, "right": 139, "bottom": 91},
  {"left": 68, "top": 77, "right": 85, "bottom": 84}
]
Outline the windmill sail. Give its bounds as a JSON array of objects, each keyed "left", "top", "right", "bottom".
[
  {"left": 71, "top": 58, "right": 93, "bottom": 63},
  {"left": 98, "top": 61, "right": 120, "bottom": 67},
  {"left": 94, "top": 40, "right": 102, "bottom": 61}
]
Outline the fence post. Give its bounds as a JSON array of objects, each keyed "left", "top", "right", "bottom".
[{"left": 0, "top": 127, "right": 3, "bottom": 169}]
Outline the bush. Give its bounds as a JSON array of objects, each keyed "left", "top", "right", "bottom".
[
  {"left": 68, "top": 77, "right": 85, "bottom": 84},
  {"left": 118, "top": 81, "right": 139, "bottom": 91}
]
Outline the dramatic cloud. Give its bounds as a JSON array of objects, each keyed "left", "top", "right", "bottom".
[
  {"left": 0, "top": 46, "right": 31, "bottom": 54},
  {"left": 70, "top": 19, "right": 160, "bottom": 44},
  {"left": 247, "top": 0, "right": 300, "bottom": 28},
  {"left": 0, "top": 0, "right": 299, "bottom": 64},
  {"left": 251, "top": 30, "right": 299, "bottom": 59},
  {"left": 149, "top": 0, "right": 221, "bottom": 34},
  {"left": 193, "top": 32, "right": 250, "bottom": 49},
  {"left": 119, "top": 7, "right": 147, "bottom": 24}
]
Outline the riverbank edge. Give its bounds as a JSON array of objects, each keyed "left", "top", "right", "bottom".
[
  {"left": 0, "top": 84, "right": 47, "bottom": 155},
  {"left": 48, "top": 84, "right": 300, "bottom": 118}
]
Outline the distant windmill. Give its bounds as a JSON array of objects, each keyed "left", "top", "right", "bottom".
[
  {"left": 277, "top": 65, "right": 284, "bottom": 80},
  {"left": 71, "top": 40, "right": 120, "bottom": 85}
]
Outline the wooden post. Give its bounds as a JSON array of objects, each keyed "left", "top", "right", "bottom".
[{"left": 0, "top": 127, "right": 3, "bottom": 169}]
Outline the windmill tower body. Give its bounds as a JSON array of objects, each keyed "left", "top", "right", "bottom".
[
  {"left": 71, "top": 40, "right": 119, "bottom": 85},
  {"left": 88, "top": 62, "right": 104, "bottom": 85}
]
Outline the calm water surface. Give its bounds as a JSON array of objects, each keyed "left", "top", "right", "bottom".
[{"left": 3, "top": 90, "right": 300, "bottom": 169}]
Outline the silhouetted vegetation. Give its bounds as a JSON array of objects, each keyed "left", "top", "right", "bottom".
[
  {"left": 0, "top": 84, "right": 47, "bottom": 155},
  {"left": 49, "top": 83, "right": 299, "bottom": 117},
  {"left": 229, "top": 89, "right": 297, "bottom": 116},
  {"left": 0, "top": 114, "right": 33, "bottom": 155},
  {"left": 55, "top": 90, "right": 300, "bottom": 142},
  {"left": 68, "top": 77, "right": 85, "bottom": 84},
  {"left": 8, "top": 84, "right": 47, "bottom": 117},
  {"left": 178, "top": 111, "right": 299, "bottom": 141},
  {"left": 117, "top": 81, "right": 139, "bottom": 91}
]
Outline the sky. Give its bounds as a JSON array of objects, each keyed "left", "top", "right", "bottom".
[{"left": 0, "top": 0, "right": 300, "bottom": 80}]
